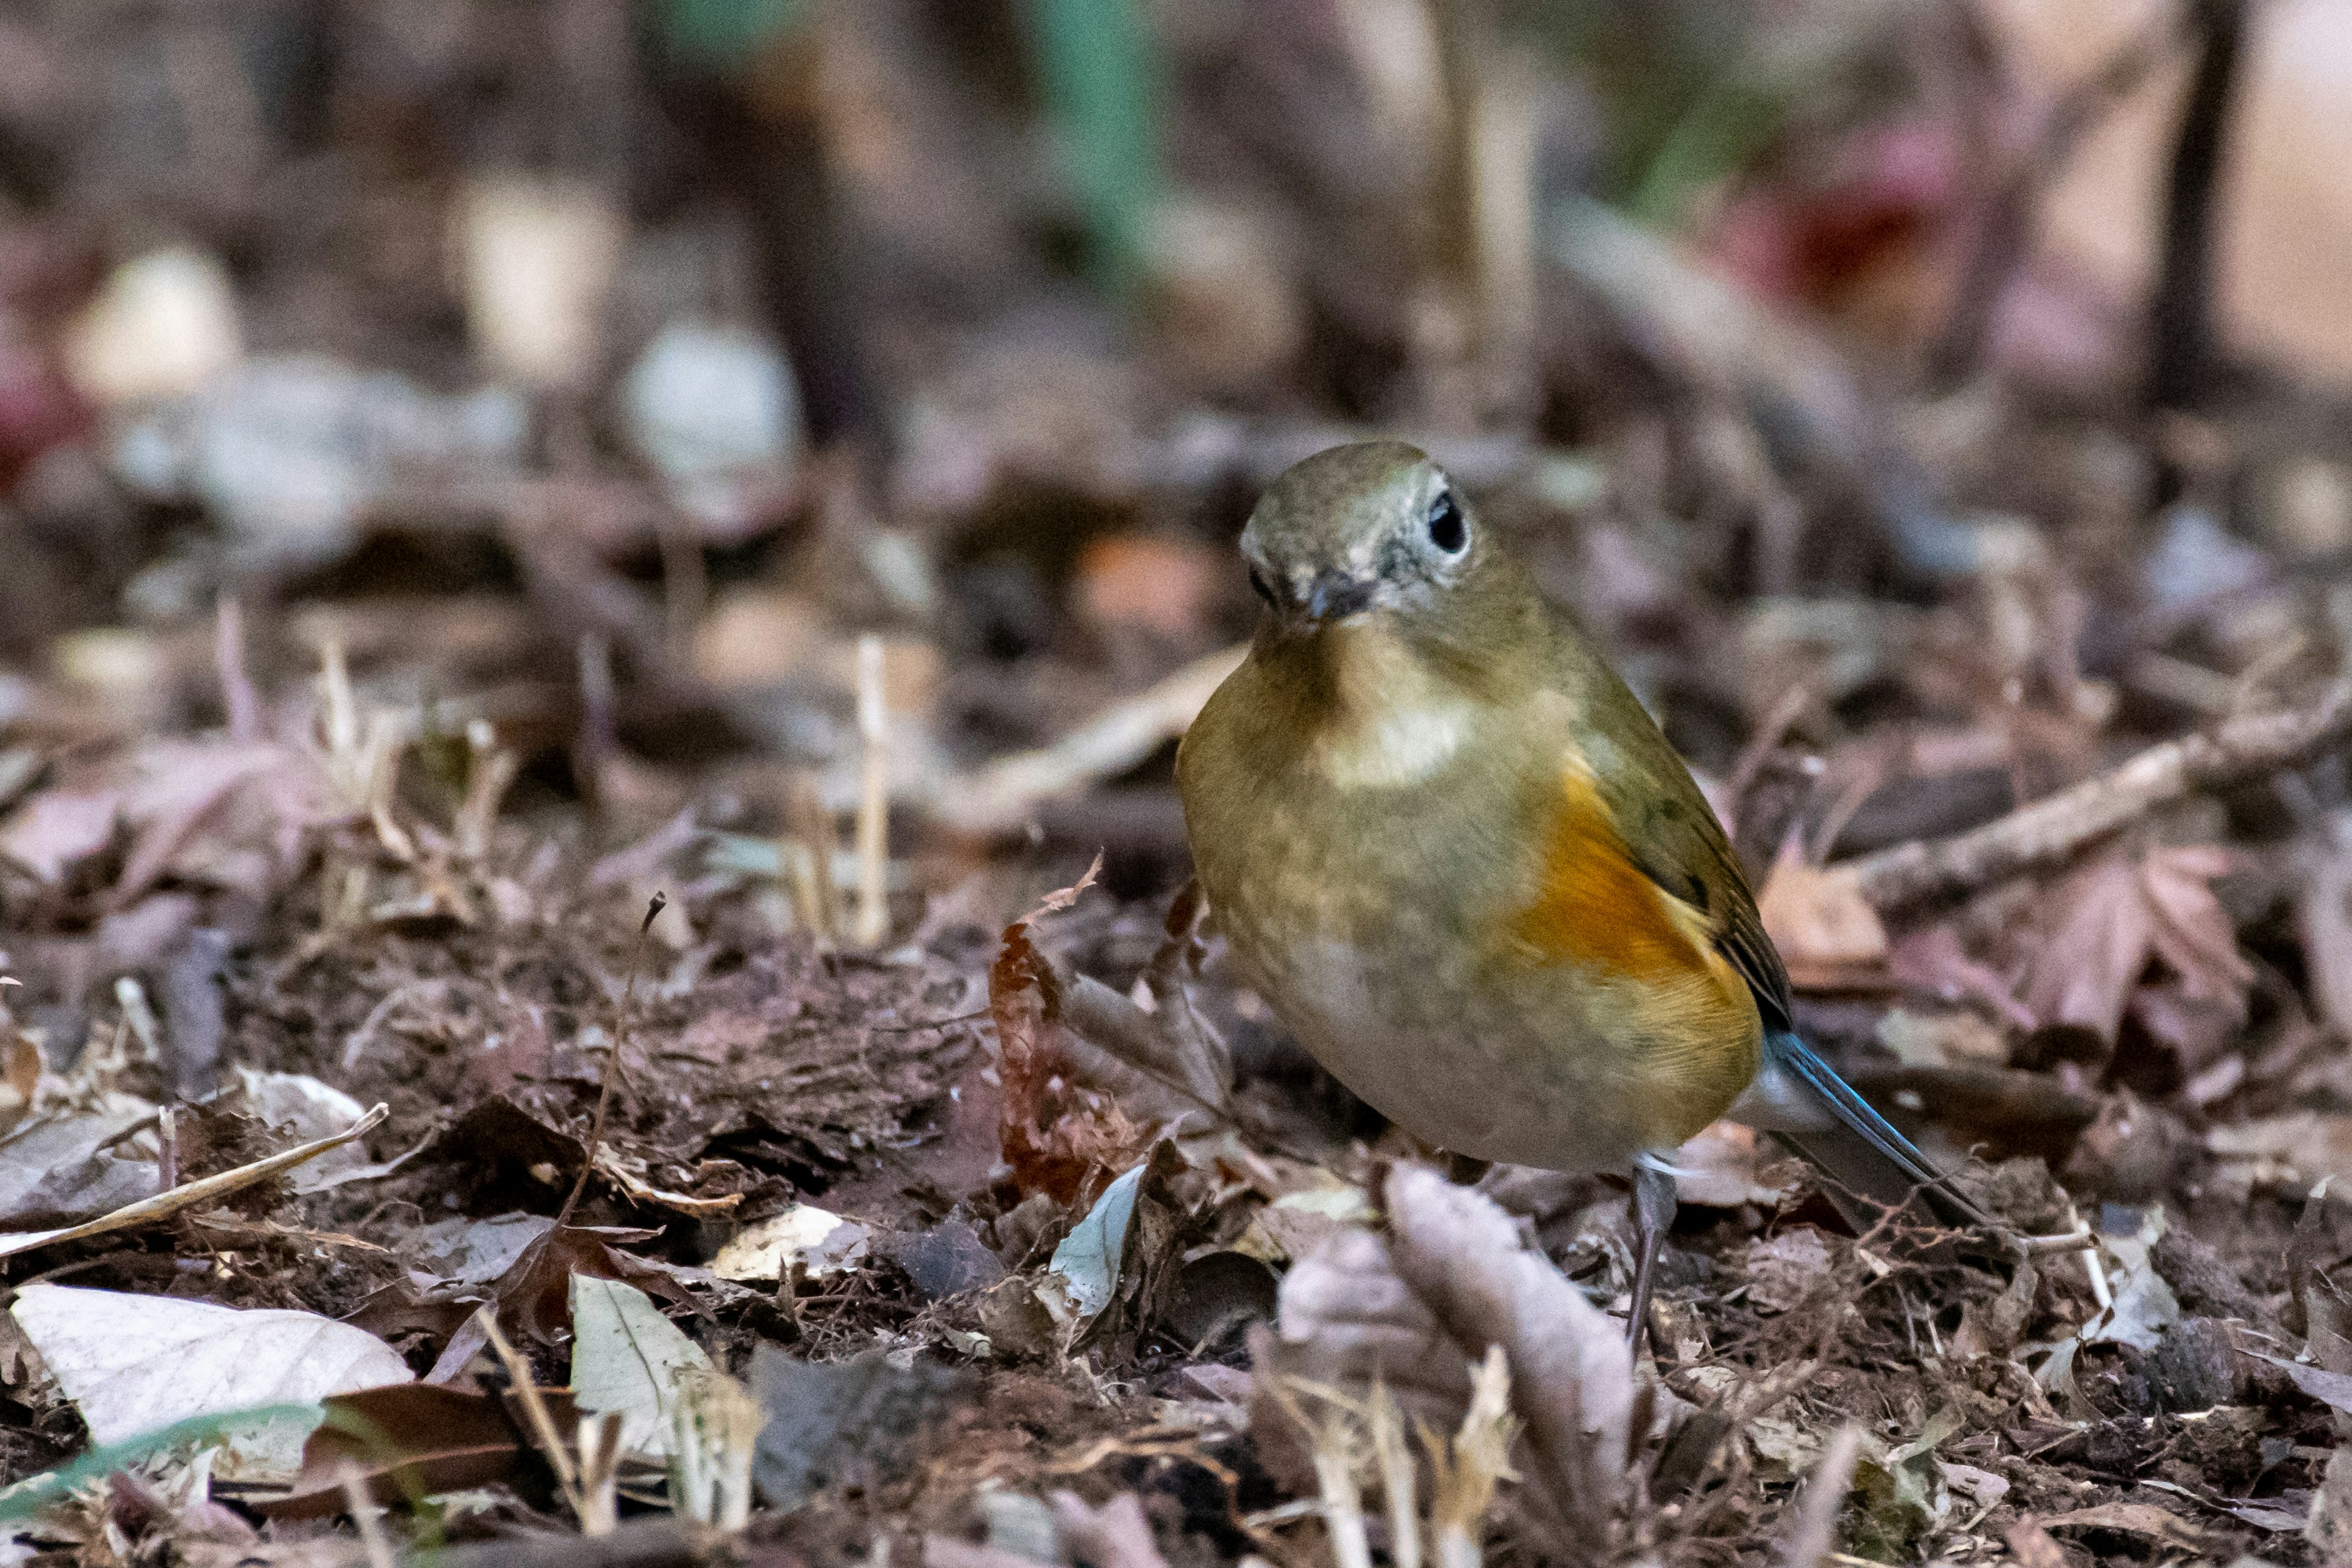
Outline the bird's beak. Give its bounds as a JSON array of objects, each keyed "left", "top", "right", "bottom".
[{"left": 1300, "top": 572, "right": 1377, "bottom": 624}]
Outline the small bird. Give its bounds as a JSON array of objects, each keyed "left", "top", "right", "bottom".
[{"left": 1176, "top": 441, "right": 1985, "bottom": 1342}]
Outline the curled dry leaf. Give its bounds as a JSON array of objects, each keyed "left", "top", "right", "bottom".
[
  {"left": 990, "top": 877, "right": 1232, "bottom": 1202},
  {"left": 260, "top": 1382, "right": 551, "bottom": 1519},
  {"left": 1253, "top": 1165, "right": 1638, "bottom": 1553}
]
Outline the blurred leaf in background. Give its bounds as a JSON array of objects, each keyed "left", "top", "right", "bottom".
[
  {"left": 1019, "top": 0, "right": 1166, "bottom": 296},
  {"left": 652, "top": 0, "right": 813, "bottom": 70}
]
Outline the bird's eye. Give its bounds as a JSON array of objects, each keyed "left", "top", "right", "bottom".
[
  {"left": 1247, "top": 566, "right": 1277, "bottom": 608},
  {"left": 1427, "top": 489, "right": 1467, "bottom": 554}
]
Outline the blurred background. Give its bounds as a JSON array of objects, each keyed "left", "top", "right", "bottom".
[
  {"left": 3, "top": 0, "right": 2351, "bottom": 937},
  {"left": 14, "top": 1, "right": 2352, "bottom": 1535}
]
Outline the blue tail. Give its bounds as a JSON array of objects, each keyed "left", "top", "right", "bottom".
[{"left": 1761, "top": 1031, "right": 1988, "bottom": 1230}]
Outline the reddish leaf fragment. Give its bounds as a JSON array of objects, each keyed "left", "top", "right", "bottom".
[
  {"left": 990, "top": 919, "right": 1148, "bottom": 1204},
  {"left": 2022, "top": 848, "right": 2253, "bottom": 1043}
]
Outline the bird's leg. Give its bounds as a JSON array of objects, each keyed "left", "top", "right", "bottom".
[{"left": 1627, "top": 1157, "right": 1678, "bottom": 1354}]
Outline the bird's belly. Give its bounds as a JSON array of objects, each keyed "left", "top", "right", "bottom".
[{"left": 1232, "top": 929, "right": 1737, "bottom": 1170}]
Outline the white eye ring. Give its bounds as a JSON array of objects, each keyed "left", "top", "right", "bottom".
[{"left": 1426, "top": 489, "right": 1467, "bottom": 554}]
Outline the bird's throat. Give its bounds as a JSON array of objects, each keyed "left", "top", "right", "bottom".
[{"left": 1285, "top": 620, "right": 1476, "bottom": 790}]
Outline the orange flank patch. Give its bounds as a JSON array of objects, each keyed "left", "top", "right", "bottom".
[
  {"left": 1515, "top": 765, "right": 1716, "bottom": 987},
  {"left": 1510, "top": 761, "right": 1762, "bottom": 1148}
]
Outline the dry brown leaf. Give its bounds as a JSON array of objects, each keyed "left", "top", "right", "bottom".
[
  {"left": 1253, "top": 1166, "right": 1638, "bottom": 1555},
  {"left": 1757, "top": 840, "right": 1887, "bottom": 989},
  {"left": 2041, "top": 1501, "right": 2216, "bottom": 1555},
  {"left": 1745, "top": 1228, "right": 1839, "bottom": 1314},
  {"left": 990, "top": 880, "right": 1231, "bottom": 1201},
  {"left": 1887, "top": 927, "right": 2037, "bottom": 1030},
  {"left": 2022, "top": 846, "right": 2253, "bottom": 1042}
]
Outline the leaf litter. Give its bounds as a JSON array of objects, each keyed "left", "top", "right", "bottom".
[{"left": 12, "top": 9, "right": 2352, "bottom": 1566}]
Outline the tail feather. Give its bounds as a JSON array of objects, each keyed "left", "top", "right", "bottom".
[{"left": 1762, "top": 1031, "right": 1989, "bottom": 1231}]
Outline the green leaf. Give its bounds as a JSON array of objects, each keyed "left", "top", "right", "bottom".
[
  {"left": 0, "top": 1403, "right": 325, "bottom": 1522},
  {"left": 652, "top": 0, "right": 812, "bottom": 70},
  {"left": 1018, "top": 0, "right": 1164, "bottom": 296}
]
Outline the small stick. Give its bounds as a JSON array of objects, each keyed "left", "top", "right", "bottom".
[
  {"left": 940, "top": 644, "right": 1247, "bottom": 835},
  {"left": 576, "top": 633, "right": 616, "bottom": 820},
  {"left": 556, "top": 892, "right": 663, "bottom": 1228},
  {"left": 853, "top": 635, "right": 889, "bottom": 947},
  {"left": 339, "top": 1460, "right": 398, "bottom": 1568},
  {"left": 477, "top": 1307, "right": 583, "bottom": 1515},
  {"left": 1368, "top": 1382, "right": 1420, "bottom": 1568},
  {"left": 214, "top": 593, "right": 259, "bottom": 745},
  {"left": 2146, "top": 0, "right": 2252, "bottom": 417},
  {"left": 1847, "top": 674, "right": 2352, "bottom": 910}
]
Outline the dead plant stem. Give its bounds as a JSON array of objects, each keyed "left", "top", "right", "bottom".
[{"left": 557, "top": 892, "right": 665, "bottom": 1227}]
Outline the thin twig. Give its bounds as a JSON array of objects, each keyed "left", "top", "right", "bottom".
[
  {"left": 477, "top": 1306, "right": 582, "bottom": 1509},
  {"left": 853, "top": 634, "right": 889, "bottom": 946},
  {"left": 556, "top": 892, "right": 664, "bottom": 1227},
  {"left": 339, "top": 1460, "right": 398, "bottom": 1568},
  {"left": 1845, "top": 674, "right": 2352, "bottom": 910},
  {"left": 938, "top": 644, "right": 1247, "bottom": 835},
  {"left": 214, "top": 593, "right": 260, "bottom": 744}
]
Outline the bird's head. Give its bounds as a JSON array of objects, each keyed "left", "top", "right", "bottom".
[{"left": 1238, "top": 442, "right": 1482, "bottom": 634}]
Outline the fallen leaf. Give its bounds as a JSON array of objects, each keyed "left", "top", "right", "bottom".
[
  {"left": 1256, "top": 1165, "right": 1638, "bottom": 1547},
  {"left": 10, "top": 1283, "right": 412, "bottom": 1485},
  {"left": 0, "top": 1102, "right": 386, "bottom": 1259},
  {"left": 2022, "top": 847, "right": 2253, "bottom": 1042},
  {"left": 1746, "top": 1228, "right": 1839, "bottom": 1314},
  {"left": 259, "top": 1383, "right": 541, "bottom": 1518},
  {"left": 709, "top": 1204, "right": 870, "bottom": 1284},
  {"left": 0, "top": 1091, "right": 161, "bottom": 1231},
  {"left": 1757, "top": 840, "right": 1887, "bottom": 989},
  {"left": 1046, "top": 1162, "right": 1147, "bottom": 1324},
  {"left": 412, "top": 1212, "right": 556, "bottom": 1286},
  {"left": 991, "top": 883, "right": 1230, "bottom": 1201},
  {"left": 0, "top": 788, "right": 118, "bottom": 883},
  {"left": 2041, "top": 1501, "right": 2215, "bottom": 1555},
  {"left": 569, "top": 1275, "right": 711, "bottom": 1461},
  {"left": 1888, "top": 928, "right": 2039, "bottom": 1030},
  {"left": 491, "top": 1225, "right": 698, "bottom": 1345},
  {"left": 2250, "top": 1351, "right": 2352, "bottom": 1415}
]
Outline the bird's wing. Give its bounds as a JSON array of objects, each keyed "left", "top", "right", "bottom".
[{"left": 1578, "top": 713, "right": 1795, "bottom": 1032}]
